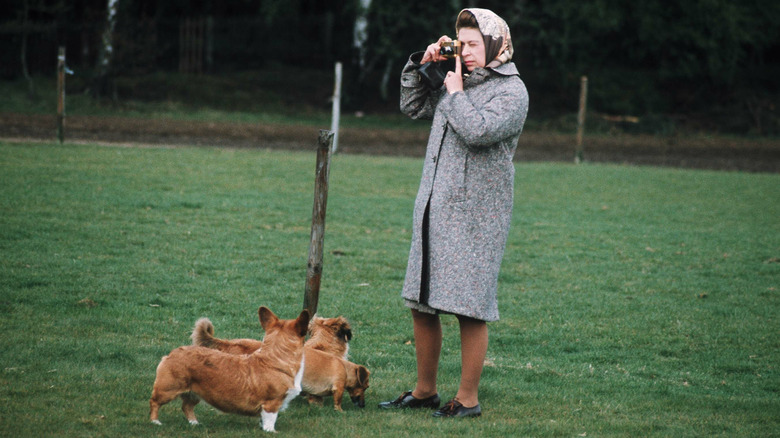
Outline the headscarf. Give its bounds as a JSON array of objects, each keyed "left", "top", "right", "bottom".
[{"left": 456, "top": 8, "right": 514, "bottom": 69}]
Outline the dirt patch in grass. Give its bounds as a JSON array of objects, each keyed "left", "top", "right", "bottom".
[{"left": 2, "top": 112, "right": 778, "bottom": 173}]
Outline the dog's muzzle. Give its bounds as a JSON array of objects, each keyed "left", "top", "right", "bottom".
[{"left": 351, "top": 395, "right": 365, "bottom": 408}]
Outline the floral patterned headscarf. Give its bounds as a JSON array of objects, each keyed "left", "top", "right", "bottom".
[{"left": 456, "top": 8, "right": 514, "bottom": 69}]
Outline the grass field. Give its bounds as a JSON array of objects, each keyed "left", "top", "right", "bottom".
[
  {"left": 0, "top": 73, "right": 428, "bottom": 132},
  {"left": 1, "top": 141, "right": 778, "bottom": 437}
]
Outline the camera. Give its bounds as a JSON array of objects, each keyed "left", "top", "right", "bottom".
[
  {"left": 439, "top": 41, "right": 461, "bottom": 59},
  {"left": 418, "top": 58, "right": 457, "bottom": 90},
  {"left": 416, "top": 40, "right": 462, "bottom": 89}
]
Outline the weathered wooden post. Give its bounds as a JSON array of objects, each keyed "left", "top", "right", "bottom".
[
  {"left": 575, "top": 75, "right": 588, "bottom": 164},
  {"left": 56, "top": 46, "right": 66, "bottom": 144},
  {"left": 303, "top": 130, "right": 335, "bottom": 315}
]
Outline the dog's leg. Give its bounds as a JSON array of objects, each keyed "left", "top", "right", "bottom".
[
  {"left": 150, "top": 390, "right": 179, "bottom": 425},
  {"left": 332, "top": 387, "right": 345, "bottom": 412},
  {"left": 149, "top": 357, "right": 190, "bottom": 425},
  {"left": 261, "top": 410, "right": 278, "bottom": 433},
  {"left": 306, "top": 394, "right": 324, "bottom": 406},
  {"left": 150, "top": 399, "right": 163, "bottom": 425},
  {"left": 281, "top": 354, "right": 305, "bottom": 412},
  {"left": 180, "top": 392, "right": 201, "bottom": 425}
]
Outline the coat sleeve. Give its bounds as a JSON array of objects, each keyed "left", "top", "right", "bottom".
[
  {"left": 399, "top": 52, "right": 442, "bottom": 120},
  {"left": 438, "top": 76, "right": 528, "bottom": 149}
]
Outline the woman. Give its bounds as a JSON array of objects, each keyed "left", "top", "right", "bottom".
[{"left": 378, "top": 9, "right": 528, "bottom": 418}]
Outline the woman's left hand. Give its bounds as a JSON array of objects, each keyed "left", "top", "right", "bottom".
[{"left": 444, "top": 56, "right": 463, "bottom": 94}]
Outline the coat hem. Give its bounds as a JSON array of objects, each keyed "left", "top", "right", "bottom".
[{"left": 404, "top": 298, "right": 498, "bottom": 322}]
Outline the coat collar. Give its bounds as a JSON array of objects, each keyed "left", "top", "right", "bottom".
[
  {"left": 464, "top": 62, "right": 519, "bottom": 87},
  {"left": 489, "top": 62, "right": 519, "bottom": 77}
]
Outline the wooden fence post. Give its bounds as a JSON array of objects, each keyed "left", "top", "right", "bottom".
[
  {"left": 575, "top": 75, "right": 588, "bottom": 164},
  {"left": 56, "top": 46, "right": 66, "bottom": 144},
  {"left": 303, "top": 130, "right": 335, "bottom": 315}
]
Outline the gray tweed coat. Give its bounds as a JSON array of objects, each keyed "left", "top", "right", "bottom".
[{"left": 399, "top": 53, "right": 529, "bottom": 321}]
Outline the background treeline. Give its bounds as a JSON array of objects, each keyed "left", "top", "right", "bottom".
[{"left": 2, "top": 0, "right": 778, "bottom": 135}]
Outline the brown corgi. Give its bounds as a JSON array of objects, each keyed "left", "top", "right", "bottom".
[
  {"left": 191, "top": 315, "right": 368, "bottom": 410},
  {"left": 149, "top": 307, "right": 310, "bottom": 432}
]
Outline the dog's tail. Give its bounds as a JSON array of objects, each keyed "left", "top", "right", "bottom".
[{"left": 191, "top": 317, "right": 219, "bottom": 348}]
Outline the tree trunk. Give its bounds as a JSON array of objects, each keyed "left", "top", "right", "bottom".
[
  {"left": 21, "top": 0, "right": 35, "bottom": 98},
  {"left": 93, "top": 0, "right": 119, "bottom": 99},
  {"left": 353, "top": 0, "right": 371, "bottom": 70}
]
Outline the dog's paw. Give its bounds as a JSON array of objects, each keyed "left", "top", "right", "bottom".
[
  {"left": 151, "top": 420, "right": 162, "bottom": 426},
  {"left": 261, "top": 410, "right": 278, "bottom": 433},
  {"left": 189, "top": 420, "right": 200, "bottom": 426}
]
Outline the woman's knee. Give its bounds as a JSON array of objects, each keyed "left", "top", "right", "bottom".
[{"left": 411, "top": 309, "right": 440, "bottom": 328}]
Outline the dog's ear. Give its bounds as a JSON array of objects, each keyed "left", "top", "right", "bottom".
[
  {"left": 295, "top": 310, "right": 311, "bottom": 337},
  {"left": 258, "top": 306, "right": 278, "bottom": 330},
  {"left": 356, "top": 366, "right": 370, "bottom": 387}
]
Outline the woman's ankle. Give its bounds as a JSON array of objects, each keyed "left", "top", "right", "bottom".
[
  {"left": 412, "top": 388, "right": 438, "bottom": 399},
  {"left": 453, "top": 393, "right": 479, "bottom": 408}
]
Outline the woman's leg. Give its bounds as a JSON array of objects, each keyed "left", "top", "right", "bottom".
[
  {"left": 454, "top": 315, "right": 488, "bottom": 407},
  {"left": 411, "top": 309, "right": 442, "bottom": 399}
]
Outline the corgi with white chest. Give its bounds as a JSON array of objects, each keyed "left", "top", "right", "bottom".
[{"left": 149, "top": 307, "right": 310, "bottom": 432}]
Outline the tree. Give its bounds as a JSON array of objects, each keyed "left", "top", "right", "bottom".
[{"left": 93, "top": 0, "right": 119, "bottom": 98}]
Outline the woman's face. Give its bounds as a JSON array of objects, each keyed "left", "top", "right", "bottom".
[{"left": 457, "top": 27, "right": 486, "bottom": 72}]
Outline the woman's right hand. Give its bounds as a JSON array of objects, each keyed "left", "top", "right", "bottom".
[{"left": 420, "top": 35, "right": 453, "bottom": 64}]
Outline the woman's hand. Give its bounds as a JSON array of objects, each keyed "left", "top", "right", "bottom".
[
  {"left": 421, "top": 35, "right": 452, "bottom": 64},
  {"left": 444, "top": 56, "right": 463, "bottom": 94}
]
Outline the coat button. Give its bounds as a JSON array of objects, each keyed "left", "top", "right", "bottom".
[{"left": 432, "top": 155, "right": 437, "bottom": 163}]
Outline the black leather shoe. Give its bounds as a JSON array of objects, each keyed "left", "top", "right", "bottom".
[
  {"left": 432, "top": 399, "right": 482, "bottom": 418},
  {"left": 378, "top": 391, "right": 441, "bottom": 409}
]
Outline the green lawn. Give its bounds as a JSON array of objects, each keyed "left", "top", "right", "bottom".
[
  {"left": 1, "top": 141, "right": 778, "bottom": 437},
  {"left": 0, "top": 73, "right": 426, "bottom": 132}
]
